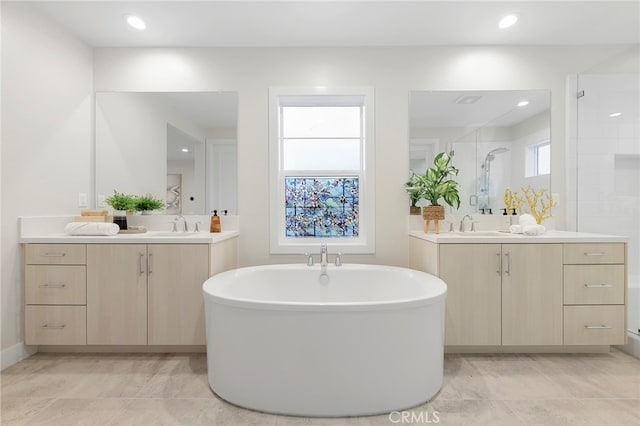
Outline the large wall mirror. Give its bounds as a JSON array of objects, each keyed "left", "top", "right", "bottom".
[
  {"left": 409, "top": 90, "right": 551, "bottom": 215},
  {"left": 95, "top": 92, "right": 238, "bottom": 215}
]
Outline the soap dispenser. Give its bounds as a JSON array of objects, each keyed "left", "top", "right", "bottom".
[{"left": 210, "top": 210, "right": 221, "bottom": 233}]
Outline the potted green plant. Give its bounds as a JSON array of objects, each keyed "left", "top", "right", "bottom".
[
  {"left": 104, "top": 190, "right": 136, "bottom": 230},
  {"left": 134, "top": 194, "right": 165, "bottom": 215},
  {"left": 404, "top": 171, "right": 422, "bottom": 215},
  {"left": 413, "top": 152, "right": 461, "bottom": 233}
]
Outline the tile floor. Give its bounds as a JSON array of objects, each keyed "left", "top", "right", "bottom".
[{"left": 1, "top": 350, "right": 638, "bottom": 425}]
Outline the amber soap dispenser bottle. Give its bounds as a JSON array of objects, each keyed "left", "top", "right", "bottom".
[{"left": 210, "top": 210, "right": 221, "bottom": 233}]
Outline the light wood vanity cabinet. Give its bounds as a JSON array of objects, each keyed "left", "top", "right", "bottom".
[
  {"left": 562, "top": 243, "right": 626, "bottom": 345},
  {"left": 438, "top": 244, "right": 502, "bottom": 345},
  {"left": 87, "top": 244, "right": 209, "bottom": 345},
  {"left": 147, "top": 244, "right": 209, "bottom": 345},
  {"left": 87, "top": 244, "right": 148, "bottom": 345},
  {"left": 435, "top": 243, "right": 562, "bottom": 346},
  {"left": 409, "top": 237, "right": 626, "bottom": 348},
  {"left": 24, "top": 239, "right": 236, "bottom": 348},
  {"left": 24, "top": 244, "right": 87, "bottom": 345}
]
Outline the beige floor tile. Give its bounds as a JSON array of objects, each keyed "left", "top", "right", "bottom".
[
  {"left": 198, "top": 399, "right": 278, "bottom": 426},
  {"left": 275, "top": 414, "right": 358, "bottom": 426},
  {"left": 106, "top": 398, "right": 210, "bottom": 426},
  {"left": 0, "top": 398, "right": 55, "bottom": 425},
  {"left": 1, "top": 351, "right": 638, "bottom": 426},
  {"left": 580, "top": 399, "right": 640, "bottom": 426},
  {"left": 505, "top": 399, "right": 621, "bottom": 426},
  {"left": 64, "top": 372, "right": 157, "bottom": 398},
  {"left": 135, "top": 370, "right": 214, "bottom": 399},
  {"left": 0, "top": 372, "right": 88, "bottom": 399},
  {"left": 20, "top": 398, "right": 128, "bottom": 426},
  {"left": 428, "top": 400, "right": 523, "bottom": 425}
]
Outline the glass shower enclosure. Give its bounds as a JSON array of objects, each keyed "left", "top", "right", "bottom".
[{"left": 571, "top": 46, "right": 640, "bottom": 340}]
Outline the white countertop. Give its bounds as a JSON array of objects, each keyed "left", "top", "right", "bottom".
[
  {"left": 20, "top": 230, "right": 239, "bottom": 244},
  {"left": 19, "top": 215, "right": 239, "bottom": 244},
  {"left": 409, "top": 230, "right": 628, "bottom": 244}
]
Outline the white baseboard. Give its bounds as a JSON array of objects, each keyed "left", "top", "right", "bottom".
[
  {"left": 615, "top": 332, "right": 640, "bottom": 359},
  {"left": 1, "top": 342, "right": 37, "bottom": 371}
]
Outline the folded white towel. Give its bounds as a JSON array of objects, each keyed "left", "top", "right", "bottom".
[
  {"left": 523, "top": 224, "right": 546, "bottom": 236},
  {"left": 509, "top": 225, "right": 523, "bottom": 234},
  {"left": 64, "top": 222, "right": 119, "bottom": 236},
  {"left": 519, "top": 214, "right": 537, "bottom": 227}
]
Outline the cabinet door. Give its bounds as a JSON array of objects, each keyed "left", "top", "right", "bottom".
[
  {"left": 502, "top": 244, "right": 563, "bottom": 345},
  {"left": 147, "top": 244, "right": 209, "bottom": 345},
  {"left": 439, "top": 244, "right": 502, "bottom": 345},
  {"left": 87, "top": 244, "right": 147, "bottom": 345}
]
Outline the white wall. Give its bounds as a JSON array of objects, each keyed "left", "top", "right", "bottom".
[
  {"left": 1, "top": 3, "right": 93, "bottom": 353},
  {"left": 93, "top": 46, "right": 633, "bottom": 267}
]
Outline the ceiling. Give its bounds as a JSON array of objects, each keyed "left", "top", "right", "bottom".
[
  {"left": 30, "top": 1, "right": 640, "bottom": 48},
  {"left": 410, "top": 89, "right": 551, "bottom": 129}
]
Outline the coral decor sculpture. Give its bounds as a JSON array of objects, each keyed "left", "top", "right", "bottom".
[
  {"left": 521, "top": 185, "right": 557, "bottom": 224},
  {"left": 503, "top": 187, "right": 524, "bottom": 215}
]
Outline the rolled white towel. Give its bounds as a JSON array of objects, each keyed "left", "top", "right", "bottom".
[
  {"left": 519, "top": 213, "right": 537, "bottom": 227},
  {"left": 64, "top": 222, "right": 119, "bottom": 236},
  {"left": 509, "top": 224, "right": 523, "bottom": 234},
  {"left": 523, "top": 224, "right": 546, "bottom": 236}
]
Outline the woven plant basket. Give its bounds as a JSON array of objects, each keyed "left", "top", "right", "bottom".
[{"left": 422, "top": 205, "right": 445, "bottom": 221}]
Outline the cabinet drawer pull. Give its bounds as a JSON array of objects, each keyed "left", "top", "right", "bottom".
[
  {"left": 148, "top": 253, "right": 153, "bottom": 274},
  {"left": 584, "top": 325, "right": 612, "bottom": 330},
  {"left": 504, "top": 252, "right": 511, "bottom": 276},
  {"left": 40, "top": 324, "right": 66, "bottom": 330},
  {"left": 43, "top": 252, "right": 66, "bottom": 257},
  {"left": 496, "top": 253, "right": 502, "bottom": 275},
  {"left": 139, "top": 253, "right": 145, "bottom": 275},
  {"left": 583, "top": 252, "right": 606, "bottom": 256},
  {"left": 39, "top": 283, "right": 67, "bottom": 288},
  {"left": 584, "top": 283, "right": 613, "bottom": 288}
]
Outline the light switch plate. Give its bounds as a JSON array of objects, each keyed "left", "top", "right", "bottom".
[
  {"left": 97, "top": 194, "right": 106, "bottom": 208},
  {"left": 78, "top": 193, "right": 88, "bottom": 208}
]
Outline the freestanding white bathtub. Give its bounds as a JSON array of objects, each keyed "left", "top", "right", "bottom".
[{"left": 202, "top": 264, "right": 447, "bottom": 417}]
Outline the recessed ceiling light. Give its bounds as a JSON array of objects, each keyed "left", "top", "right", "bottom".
[
  {"left": 181, "top": 148, "right": 189, "bottom": 153},
  {"left": 517, "top": 100, "right": 529, "bottom": 107},
  {"left": 498, "top": 15, "right": 518, "bottom": 29},
  {"left": 609, "top": 112, "right": 622, "bottom": 118},
  {"left": 125, "top": 15, "right": 146, "bottom": 30}
]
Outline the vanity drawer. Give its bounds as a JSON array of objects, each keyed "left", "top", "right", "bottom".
[
  {"left": 25, "top": 305, "right": 86, "bottom": 345},
  {"left": 563, "top": 265, "right": 625, "bottom": 305},
  {"left": 563, "top": 243, "right": 624, "bottom": 265},
  {"left": 25, "top": 265, "right": 86, "bottom": 305},
  {"left": 25, "top": 244, "right": 86, "bottom": 265},
  {"left": 563, "top": 305, "right": 625, "bottom": 345}
]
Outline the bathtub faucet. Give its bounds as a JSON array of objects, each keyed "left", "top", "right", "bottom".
[{"left": 305, "top": 245, "right": 342, "bottom": 268}]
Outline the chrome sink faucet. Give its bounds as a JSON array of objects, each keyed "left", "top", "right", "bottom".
[
  {"left": 459, "top": 214, "right": 476, "bottom": 232},
  {"left": 174, "top": 215, "right": 189, "bottom": 232}
]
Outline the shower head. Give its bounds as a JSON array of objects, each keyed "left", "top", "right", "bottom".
[{"left": 485, "top": 147, "right": 510, "bottom": 162}]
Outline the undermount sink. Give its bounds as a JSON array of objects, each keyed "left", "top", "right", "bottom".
[
  {"left": 453, "top": 231, "right": 514, "bottom": 237},
  {"left": 144, "top": 231, "right": 206, "bottom": 237}
]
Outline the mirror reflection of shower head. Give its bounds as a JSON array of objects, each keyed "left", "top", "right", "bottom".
[{"left": 485, "top": 147, "right": 509, "bottom": 162}]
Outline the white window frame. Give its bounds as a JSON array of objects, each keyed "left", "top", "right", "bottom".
[{"left": 269, "top": 86, "right": 375, "bottom": 254}]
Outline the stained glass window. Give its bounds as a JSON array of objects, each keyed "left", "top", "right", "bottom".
[
  {"left": 285, "top": 177, "right": 359, "bottom": 237},
  {"left": 269, "top": 87, "right": 374, "bottom": 253}
]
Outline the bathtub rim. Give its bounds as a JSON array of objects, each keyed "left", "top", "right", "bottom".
[{"left": 202, "top": 263, "right": 447, "bottom": 312}]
